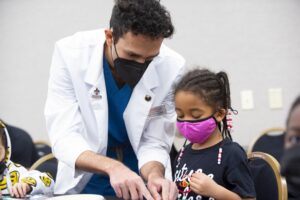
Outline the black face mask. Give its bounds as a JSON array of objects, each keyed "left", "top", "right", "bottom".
[{"left": 112, "top": 43, "right": 152, "bottom": 89}]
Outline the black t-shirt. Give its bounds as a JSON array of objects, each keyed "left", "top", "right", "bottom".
[{"left": 173, "top": 138, "right": 256, "bottom": 200}]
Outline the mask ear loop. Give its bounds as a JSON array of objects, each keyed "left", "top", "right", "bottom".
[
  {"left": 176, "top": 139, "right": 188, "bottom": 169},
  {"left": 109, "top": 37, "right": 119, "bottom": 64},
  {"left": 112, "top": 39, "right": 120, "bottom": 58}
]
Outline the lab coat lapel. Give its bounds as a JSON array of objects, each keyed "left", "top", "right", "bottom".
[
  {"left": 82, "top": 39, "right": 108, "bottom": 152},
  {"left": 124, "top": 61, "right": 160, "bottom": 152}
]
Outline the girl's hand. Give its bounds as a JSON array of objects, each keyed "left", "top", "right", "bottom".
[
  {"left": 9, "top": 182, "right": 31, "bottom": 198},
  {"left": 190, "top": 172, "right": 218, "bottom": 197}
]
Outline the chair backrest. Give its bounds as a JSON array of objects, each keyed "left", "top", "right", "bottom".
[
  {"left": 34, "top": 140, "right": 52, "bottom": 158},
  {"left": 30, "top": 153, "right": 58, "bottom": 180},
  {"left": 247, "top": 127, "right": 285, "bottom": 161},
  {"left": 4, "top": 123, "right": 39, "bottom": 167},
  {"left": 248, "top": 151, "right": 288, "bottom": 200}
]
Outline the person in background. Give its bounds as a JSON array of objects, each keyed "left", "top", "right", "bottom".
[
  {"left": 0, "top": 120, "right": 54, "bottom": 198},
  {"left": 44, "top": 0, "right": 185, "bottom": 199},
  {"left": 281, "top": 96, "right": 300, "bottom": 200},
  {"left": 173, "top": 68, "right": 255, "bottom": 200},
  {"left": 284, "top": 96, "right": 300, "bottom": 149}
]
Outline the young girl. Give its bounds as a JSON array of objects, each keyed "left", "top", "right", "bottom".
[
  {"left": 0, "top": 120, "right": 54, "bottom": 198},
  {"left": 173, "top": 68, "right": 256, "bottom": 200}
]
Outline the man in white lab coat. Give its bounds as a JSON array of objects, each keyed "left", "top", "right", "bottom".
[{"left": 45, "top": 0, "right": 185, "bottom": 199}]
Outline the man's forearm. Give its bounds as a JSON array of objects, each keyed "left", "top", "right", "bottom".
[
  {"left": 140, "top": 161, "right": 165, "bottom": 181},
  {"left": 75, "top": 150, "right": 122, "bottom": 175}
]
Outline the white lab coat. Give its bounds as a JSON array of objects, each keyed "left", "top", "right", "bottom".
[{"left": 44, "top": 29, "right": 185, "bottom": 194}]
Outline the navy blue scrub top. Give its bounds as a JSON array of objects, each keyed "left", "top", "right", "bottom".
[{"left": 81, "top": 56, "right": 139, "bottom": 195}]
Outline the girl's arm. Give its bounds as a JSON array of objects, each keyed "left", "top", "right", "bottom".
[
  {"left": 9, "top": 182, "right": 31, "bottom": 198},
  {"left": 6, "top": 161, "right": 54, "bottom": 196},
  {"left": 20, "top": 170, "right": 54, "bottom": 196},
  {"left": 190, "top": 172, "right": 244, "bottom": 200}
]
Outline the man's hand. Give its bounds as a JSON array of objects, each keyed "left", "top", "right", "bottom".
[
  {"left": 108, "top": 162, "right": 154, "bottom": 200},
  {"left": 141, "top": 161, "right": 178, "bottom": 200},
  {"left": 147, "top": 173, "right": 178, "bottom": 200},
  {"left": 76, "top": 151, "right": 154, "bottom": 200}
]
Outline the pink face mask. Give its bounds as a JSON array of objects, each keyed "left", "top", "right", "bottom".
[{"left": 176, "top": 116, "right": 217, "bottom": 144}]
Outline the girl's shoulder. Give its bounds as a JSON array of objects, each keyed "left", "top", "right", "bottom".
[
  {"left": 223, "top": 139, "right": 245, "bottom": 152},
  {"left": 222, "top": 138, "right": 248, "bottom": 161}
]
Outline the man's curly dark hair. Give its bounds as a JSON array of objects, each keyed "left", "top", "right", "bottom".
[{"left": 110, "top": 0, "right": 174, "bottom": 42}]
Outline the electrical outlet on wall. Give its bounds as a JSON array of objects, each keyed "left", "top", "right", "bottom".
[
  {"left": 268, "top": 88, "right": 282, "bottom": 109},
  {"left": 240, "top": 90, "right": 254, "bottom": 110}
]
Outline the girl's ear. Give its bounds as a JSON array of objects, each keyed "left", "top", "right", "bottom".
[{"left": 214, "top": 109, "right": 227, "bottom": 122}]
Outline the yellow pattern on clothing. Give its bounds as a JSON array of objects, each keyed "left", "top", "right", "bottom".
[
  {"left": 21, "top": 177, "right": 37, "bottom": 187},
  {"left": 39, "top": 175, "right": 52, "bottom": 187},
  {"left": 0, "top": 176, "right": 7, "bottom": 190},
  {"left": 9, "top": 171, "right": 20, "bottom": 185}
]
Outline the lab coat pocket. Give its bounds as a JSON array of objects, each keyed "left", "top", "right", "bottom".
[
  {"left": 144, "top": 105, "right": 166, "bottom": 131},
  {"left": 148, "top": 105, "right": 167, "bottom": 119},
  {"left": 147, "top": 103, "right": 174, "bottom": 121}
]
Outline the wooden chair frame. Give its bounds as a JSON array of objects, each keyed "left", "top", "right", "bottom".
[
  {"left": 30, "top": 153, "right": 55, "bottom": 171},
  {"left": 34, "top": 140, "right": 51, "bottom": 147},
  {"left": 248, "top": 151, "right": 288, "bottom": 200}
]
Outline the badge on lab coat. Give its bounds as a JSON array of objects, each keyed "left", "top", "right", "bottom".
[{"left": 92, "top": 88, "right": 102, "bottom": 99}]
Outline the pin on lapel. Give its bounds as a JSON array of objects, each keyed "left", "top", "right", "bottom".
[
  {"left": 145, "top": 95, "right": 152, "bottom": 102},
  {"left": 92, "top": 88, "right": 102, "bottom": 99}
]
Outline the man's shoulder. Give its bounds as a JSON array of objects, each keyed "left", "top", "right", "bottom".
[
  {"left": 154, "top": 44, "right": 185, "bottom": 78},
  {"left": 55, "top": 28, "right": 106, "bottom": 49},
  {"left": 159, "top": 44, "right": 185, "bottom": 65}
]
